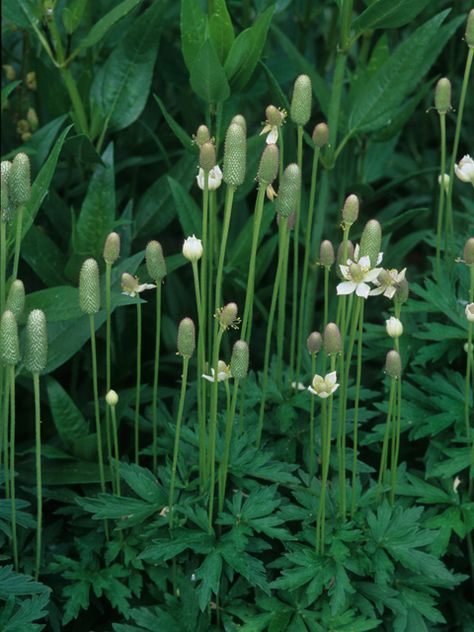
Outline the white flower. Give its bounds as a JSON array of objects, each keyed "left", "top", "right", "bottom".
[
  {"left": 307, "top": 371, "right": 339, "bottom": 399},
  {"left": 260, "top": 107, "right": 287, "bottom": 144},
  {"left": 105, "top": 389, "right": 119, "bottom": 407},
  {"left": 337, "top": 245, "right": 383, "bottom": 299},
  {"left": 196, "top": 165, "right": 223, "bottom": 191},
  {"left": 291, "top": 381, "right": 305, "bottom": 391},
  {"left": 453, "top": 476, "right": 461, "bottom": 493},
  {"left": 438, "top": 173, "right": 450, "bottom": 193},
  {"left": 202, "top": 360, "right": 231, "bottom": 383},
  {"left": 454, "top": 155, "right": 474, "bottom": 184},
  {"left": 182, "top": 235, "right": 203, "bottom": 262},
  {"left": 385, "top": 316, "right": 403, "bottom": 338},
  {"left": 121, "top": 273, "right": 156, "bottom": 297},
  {"left": 370, "top": 268, "right": 406, "bottom": 299},
  {"left": 466, "top": 303, "right": 474, "bottom": 323}
]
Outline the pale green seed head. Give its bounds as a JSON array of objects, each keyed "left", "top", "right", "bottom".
[
  {"left": 103, "top": 232, "right": 121, "bottom": 265},
  {"left": 464, "top": 237, "right": 474, "bottom": 265},
  {"left": 434, "top": 77, "right": 451, "bottom": 115},
  {"left": 230, "top": 340, "right": 249, "bottom": 379},
  {"left": 320, "top": 240, "right": 335, "bottom": 267},
  {"left": 290, "top": 74, "right": 312, "bottom": 126},
  {"left": 177, "top": 317, "right": 195, "bottom": 358},
  {"left": 6, "top": 279, "right": 26, "bottom": 318},
  {"left": 306, "top": 331, "right": 322, "bottom": 355},
  {"left": 257, "top": 144, "right": 279, "bottom": 186},
  {"left": 231, "top": 114, "right": 247, "bottom": 134},
  {"left": 385, "top": 350, "right": 402, "bottom": 378},
  {"left": 466, "top": 9, "right": 474, "bottom": 48},
  {"left": 79, "top": 258, "right": 100, "bottom": 314},
  {"left": 342, "top": 194, "right": 359, "bottom": 225},
  {"left": 1, "top": 160, "right": 12, "bottom": 221},
  {"left": 223, "top": 123, "right": 246, "bottom": 188},
  {"left": 0, "top": 310, "right": 20, "bottom": 366},
  {"left": 24, "top": 309, "right": 48, "bottom": 373},
  {"left": 276, "top": 163, "right": 301, "bottom": 218},
  {"left": 323, "top": 322, "right": 342, "bottom": 355},
  {"left": 195, "top": 125, "right": 210, "bottom": 146},
  {"left": 9, "top": 152, "right": 31, "bottom": 208},
  {"left": 218, "top": 302, "right": 238, "bottom": 330},
  {"left": 146, "top": 240, "right": 167, "bottom": 281},
  {"left": 312, "top": 122, "right": 329, "bottom": 147},
  {"left": 199, "top": 141, "right": 216, "bottom": 172},
  {"left": 359, "top": 219, "right": 382, "bottom": 268}
]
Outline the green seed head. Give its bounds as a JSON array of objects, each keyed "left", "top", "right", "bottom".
[
  {"left": 146, "top": 240, "right": 167, "bottom": 281},
  {"left": 385, "top": 350, "right": 402, "bottom": 379},
  {"left": 359, "top": 219, "right": 382, "bottom": 268},
  {"left": 466, "top": 9, "right": 474, "bottom": 48},
  {"left": 395, "top": 278, "right": 409, "bottom": 304},
  {"left": 177, "top": 317, "right": 195, "bottom": 358},
  {"left": 464, "top": 237, "right": 474, "bottom": 265},
  {"left": 434, "top": 77, "right": 451, "bottom": 115},
  {"left": 312, "top": 122, "right": 329, "bottom": 147},
  {"left": 218, "top": 302, "right": 239, "bottom": 330},
  {"left": 342, "top": 194, "right": 359, "bottom": 225},
  {"left": 276, "top": 164, "right": 301, "bottom": 218},
  {"left": 306, "top": 331, "right": 322, "bottom": 356},
  {"left": 320, "top": 240, "right": 335, "bottom": 267},
  {"left": 290, "top": 74, "right": 312, "bottom": 126},
  {"left": 323, "top": 322, "right": 342, "bottom": 355},
  {"left": 265, "top": 105, "right": 285, "bottom": 127},
  {"left": 9, "top": 152, "right": 31, "bottom": 207},
  {"left": 1, "top": 160, "right": 12, "bottom": 221},
  {"left": 106, "top": 389, "right": 119, "bottom": 407},
  {"left": 103, "top": 231, "right": 121, "bottom": 265},
  {"left": 25, "top": 309, "right": 47, "bottom": 373},
  {"left": 230, "top": 340, "right": 249, "bottom": 379},
  {"left": 195, "top": 125, "right": 210, "bottom": 146},
  {"left": 231, "top": 114, "right": 247, "bottom": 134},
  {"left": 199, "top": 141, "right": 216, "bottom": 172},
  {"left": 6, "top": 279, "right": 26, "bottom": 318},
  {"left": 79, "top": 258, "right": 100, "bottom": 314},
  {"left": 257, "top": 144, "right": 279, "bottom": 186},
  {"left": 0, "top": 310, "right": 20, "bottom": 366},
  {"left": 223, "top": 122, "right": 246, "bottom": 188}
]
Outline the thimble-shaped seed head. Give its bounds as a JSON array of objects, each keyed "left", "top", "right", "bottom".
[
  {"left": 27, "top": 107, "right": 39, "bottom": 131},
  {"left": 312, "top": 122, "right": 329, "bottom": 148},
  {"left": 106, "top": 389, "right": 119, "bottom": 407},
  {"left": 320, "top": 240, "right": 335, "bottom": 267},
  {"left": 385, "top": 350, "right": 402, "bottom": 379},
  {"left": 435, "top": 78, "right": 451, "bottom": 115},
  {"left": 265, "top": 105, "right": 285, "bottom": 127},
  {"left": 307, "top": 331, "right": 322, "bottom": 355},
  {"left": 290, "top": 74, "right": 312, "bottom": 126},
  {"left": 276, "top": 164, "right": 301, "bottom": 218},
  {"left": 395, "top": 278, "right": 409, "bottom": 304},
  {"left": 231, "top": 114, "right": 246, "bottom": 133},
  {"left": 1, "top": 160, "right": 12, "bottom": 221},
  {"left": 103, "top": 232, "right": 120, "bottom": 265},
  {"left": 342, "top": 194, "right": 359, "bottom": 225},
  {"left": 199, "top": 141, "right": 216, "bottom": 172},
  {"left": 218, "top": 302, "right": 238, "bottom": 330},
  {"left": 324, "top": 322, "right": 342, "bottom": 355},
  {"left": 6, "top": 279, "right": 26, "bottom": 318},
  {"left": 177, "top": 317, "right": 195, "bottom": 358},
  {"left": 25, "top": 309, "right": 47, "bottom": 373},
  {"left": 466, "top": 9, "right": 474, "bottom": 48},
  {"left": 230, "top": 340, "right": 249, "bottom": 379},
  {"left": 79, "top": 258, "right": 100, "bottom": 314},
  {"left": 9, "top": 152, "right": 31, "bottom": 207},
  {"left": 223, "top": 123, "right": 246, "bottom": 188},
  {"left": 146, "top": 240, "right": 167, "bottom": 281},
  {"left": 464, "top": 237, "right": 474, "bottom": 265},
  {"left": 195, "top": 125, "right": 210, "bottom": 146},
  {"left": 257, "top": 144, "right": 279, "bottom": 186},
  {"left": 0, "top": 310, "right": 20, "bottom": 366},
  {"left": 360, "top": 219, "right": 382, "bottom": 268}
]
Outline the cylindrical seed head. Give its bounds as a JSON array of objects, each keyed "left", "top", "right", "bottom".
[
  {"left": 265, "top": 105, "right": 285, "bottom": 127},
  {"left": 177, "top": 317, "right": 195, "bottom": 358},
  {"left": 324, "top": 322, "right": 342, "bottom": 355},
  {"left": 0, "top": 310, "right": 20, "bottom": 366},
  {"left": 466, "top": 9, "right": 474, "bottom": 48},
  {"left": 199, "top": 141, "right": 216, "bottom": 172},
  {"left": 464, "top": 237, "right": 474, "bottom": 265},
  {"left": 103, "top": 232, "right": 120, "bottom": 265},
  {"left": 307, "top": 331, "right": 322, "bottom": 355},
  {"left": 257, "top": 144, "right": 279, "bottom": 186},
  {"left": 230, "top": 340, "right": 249, "bottom": 379},
  {"left": 276, "top": 164, "right": 301, "bottom": 218},
  {"left": 195, "top": 125, "right": 210, "bottom": 146},
  {"left": 385, "top": 350, "right": 402, "bottom": 379},
  {"left": 290, "top": 74, "right": 312, "bottom": 126},
  {"left": 342, "top": 194, "right": 359, "bottom": 225},
  {"left": 146, "top": 240, "right": 167, "bottom": 281},
  {"left": 320, "top": 240, "right": 335, "bottom": 267},
  {"left": 359, "top": 219, "right": 382, "bottom": 268},
  {"left": 1, "top": 160, "right": 12, "bottom": 221},
  {"left": 219, "top": 302, "right": 238, "bottom": 330},
  {"left": 9, "top": 152, "right": 31, "bottom": 207},
  {"left": 223, "top": 123, "right": 246, "bottom": 188},
  {"left": 106, "top": 389, "right": 119, "bottom": 407},
  {"left": 434, "top": 78, "right": 451, "bottom": 115},
  {"left": 6, "top": 279, "right": 26, "bottom": 318},
  {"left": 230, "top": 114, "right": 247, "bottom": 134},
  {"left": 79, "top": 258, "right": 100, "bottom": 314},
  {"left": 312, "top": 122, "right": 329, "bottom": 147},
  {"left": 24, "top": 309, "right": 47, "bottom": 373}
]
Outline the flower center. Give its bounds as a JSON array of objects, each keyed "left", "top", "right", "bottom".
[{"left": 350, "top": 263, "right": 364, "bottom": 282}]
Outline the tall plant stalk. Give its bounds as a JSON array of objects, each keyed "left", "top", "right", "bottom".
[
  {"left": 350, "top": 299, "right": 365, "bottom": 516},
  {"left": 219, "top": 378, "right": 240, "bottom": 512},
  {"left": 377, "top": 378, "right": 396, "bottom": 500},
  {"left": 134, "top": 302, "right": 142, "bottom": 465},
  {"left": 191, "top": 259, "right": 206, "bottom": 490},
  {"left": 104, "top": 262, "right": 114, "bottom": 487},
  {"left": 9, "top": 366, "right": 18, "bottom": 570},
  {"left": 290, "top": 126, "right": 303, "bottom": 378},
  {"left": 33, "top": 372, "right": 42, "bottom": 578},
  {"left": 207, "top": 328, "right": 224, "bottom": 532},
  {"left": 151, "top": 283, "right": 162, "bottom": 472},
  {"left": 435, "top": 113, "right": 447, "bottom": 280}
]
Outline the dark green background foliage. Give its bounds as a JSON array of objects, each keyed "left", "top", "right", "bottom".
[{"left": 1, "top": 0, "right": 473, "bottom": 629}]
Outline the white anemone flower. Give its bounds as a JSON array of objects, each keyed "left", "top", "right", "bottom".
[
  {"left": 308, "top": 371, "right": 339, "bottom": 399},
  {"left": 182, "top": 235, "right": 203, "bottom": 262},
  {"left": 454, "top": 155, "right": 474, "bottom": 184},
  {"left": 370, "top": 268, "right": 406, "bottom": 299},
  {"left": 337, "top": 244, "right": 383, "bottom": 299},
  {"left": 260, "top": 108, "right": 287, "bottom": 145},
  {"left": 466, "top": 303, "right": 474, "bottom": 323},
  {"left": 196, "top": 165, "right": 223, "bottom": 191},
  {"left": 202, "top": 360, "right": 231, "bottom": 383},
  {"left": 291, "top": 381, "right": 305, "bottom": 392},
  {"left": 121, "top": 273, "right": 155, "bottom": 297}
]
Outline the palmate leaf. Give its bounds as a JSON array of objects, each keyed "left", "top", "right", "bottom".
[
  {"left": 0, "top": 592, "right": 50, "bottom": 632},
  {"left": 0, "top": 566, "right": 49, "bottom": 599}
]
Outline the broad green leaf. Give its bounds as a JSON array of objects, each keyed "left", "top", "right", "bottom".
[
  {"left": 0, "top": 592, "right": 50, "bottom": 632},
  {"left": 77, "top": 494, "right": 156, "bottom": 522},
  {"left": 167, "top": 176, "right": 202, "bottom": 237},
  {"left": 79, "top": 0, "right": 143, "bottom": 49},
  {"left": 39, "top": 460, "right": 112, "bottom": 485},
  {"left": 1, "top": 80, "right": 21, "bottom": 110},
  {"left": 195, "top": 551, "right": 222, "bottom": 612},
  {"left": 25, "top": 114, "right": 68, "bottom": 172},
  {"left": 209, "top": 0, "right": 234, "bottom": 63},
  {"left": 189, "top": 39, "right": 230, "bottom": 104},
  {"left": 21, "top": 226, "right": 68, "bottom": 287},
  {"left": 353, "top": 0, "right": 432, "bottom": 33},
  {"left": 46, "top": 377, "right": 90, "bottom": 447},
  {"left": 153, "top": 95, "right": 195, "bottom": 152},
  {"left": 119, "top": 462, "right": 164, "bottom": 503},
  {"left": 62, "top": 0, "right": 88, "bottom": 34},
  {"left": 180, "top": 0, "right": 207, "bottom": 72},
  {"left": 0, "top": 566, "right": 49, "bottom": 598}
]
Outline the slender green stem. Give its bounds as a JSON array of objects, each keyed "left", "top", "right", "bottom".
[
  {"left": 208, "top": 328, "right": 224, "bottom": 533},
  {"left": 350, "top": 299, "right": 364, "bottom": 516},
  {"left": 390, "top": 377, "right": 402, "bottom": 506},
  {"left": 134, "top": 302, "right": 142, "bottom": 465},
  {"left": 309, "top": 353, "right": 317, "bottom": 478},
  {"left": 1, "top": 370, "right": 9, "bottom": 499},
  {"left": 192, "top": 260, "right": 206, "bottom": 491},
  {"left": 110, "top": 405, "right": 121, "bottom": 496},
  {"left": 215, "top": 187, "right": 235, "bottom": 313},
  {"left": 12, "top": 206, "right": 24, "bottom": 281},
  {"left": 465, "top": 267, "right": 474, "bottom": 441},
  {"left": 104, "top": 262, "right": 113, "bottom": 488},
  {"left": 377, "top": 378, "right": 396, "bottom": 500},
  {"left": 323, "top": 266, "right": 330, "bottom": 328},
  {"left": 278, "top": 127, "right": 285, "bottom": 182},
  {"left": 152, "top": 284, "right": 162, "bottom": 473},
  {"left": 9, "top": 366, "right": 18, "bottom": 570},
  {"left": 316, "top": 398, "right": 327, "bottom": 553},
  {"left": 0, "top": 221, "right": 6, "bottom": 313},
  {"left": 218, "top": 379, "right": 238, "bottom": 511},
  {"left": 168, "top": 357, "right": 190, "bottom": 527},
  {"left": 277, "top": 220, "right": 291, "bottom": 386},
  {"left": 290, "top": 125, "right": 304, "bottom": 379},
  {"left": 435, "top": 114, "right": 446, "bottom": 281},
  {"left": 33, "top": 372, "right": 42, "bottom": 579}
]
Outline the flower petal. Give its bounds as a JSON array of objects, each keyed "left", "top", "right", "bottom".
[
  {"left": 325, "top": 371, "right": 337, "bottom": 386},
  {"left": 364, "top": 268, "right": 383, "bottom": 283},
  {"left": 376, "top": 252, "right": 384, "bottom": 265},
  {"left": 267, "top": 127, "right": 279, "bottom": 144},
  {"left": 369, "top": 286, "right": 385, "bottom": 296},
  {"left": 358, "top": 255, "right": 371, "bottom": 269},
  {"left": 318, "top": 391, "right": 330, "bottom": 399},
  {"left": 337, "top": 281, "right": 356, "bottom": 295},
  {"left": 339, "top": 265, "right": 350, "bottom": 280},
  {"left": 356, "top": 282, "right": 370, "bottom": 299}
]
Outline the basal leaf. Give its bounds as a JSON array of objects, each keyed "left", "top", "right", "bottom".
[
  {"left": 189, "top": 39, "right": 230, "bottom": 104},
  {"left": 352, "top": 0, "right": 432, "bottom": 33},
  {"left": 79, "top": 0, "right": 143, "bottom": 49},
  {"left": 180, "top": 0, "right": 207, "bottom": 72},
  {"left": 46, "top": 377, "right": 90, "bottom": 447},
  {"left": 208, "top": 0, "right": 234, "bottom": 64}
]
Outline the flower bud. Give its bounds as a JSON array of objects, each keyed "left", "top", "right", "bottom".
[
  {"left": 466, "top": 303, "right": 474, "bottom": 323},
  {"left": 177, "top": 317, "right": 195, "bottom": 358},
  {"left": 26, "top": 71, "right": 37, "bottom": 90},
  {"left": 230, "top": 340, "right": 249, "bottom": 379},
  {"left": 320, "top": 240, "right": 335, "bottom": 267},
  {"left": 290, "top": 74, "right": 312, "bottom": 126},
  {"left": 307, "top": 331, "right": 322, "bottom": 355},
  {"left": 466, "top": 9, "right": 474, "bottom": 48},
  {"left": 27, "top": 107, "right": 39, "bottom": 131},
  {"left": 231, "top": 114, "right": 247, "bottom": 134},
  {"left": 24, "top": 309, "right": 47, "bottom": 374},
  {"left": 9, "top": 152, "right": 31, "bottom": 208},
  {"left": 3, "top": 65, "right": 16, "bottom": 80},
  {"left": 199, "top": 141, "right": 216, "bottom": 172},
  {"left": 385, "top": 350, "right": 402, "bottom": 379},
  {"left": 464, "top": 237, "right": 474, "bottom": 265},
  {"left": 435, "top": 78, "right": 451, "bottom": 115},
  {"left": 0, "top": 310, "right": 20, "bottom": 366},
  {"left": 103, "top": 231, "right": 120, "bottom": 265},
  {"left": 324, "top": 322, "right": 342, "bottom": 355},
  {"left": 79, "top": 258, "right": 100, "bottom": 314},
  {"left": 455, "top": 155, "right": 474, "bottom": 184},
  {"left": 395, "top": 278, "right": 409, "bottom": 304},
  {"left": 146, "top": 240, "right": 167, "bottom": 281},
  {"left": 438, "top": 173, "right": 450, "bottom": 193},
  {"left": 1, "top": 160, "right": 12, "bottom": 221},
  {"left": 257, "top": 144, "right": 279, "bottom": 186},
  {"left": 359, "top": 219, "right": 382, "bottom": 268},
  {"left": 182, "top": 235, "right": 203, "bottom": 262},
  {"left": 385, "top": 316, "right": 403, "bottom": 338},
  {"left": 195, "top": 125, "right": 210, "bottom": 146},
  {"left": 265, "top": 105, "right": 285, "bottom": 127},
  {"left": 276, "top": 164, "right": 300, "bottom": 218},
  {"left": 312, "top": 122, "right": 329, "bottom": 148},
  {"left": 342, "top": 194, "right": 359, "bottom": 225},
  {"left": 223, "top": 123, "right": 246, "bottom": 188},
  {"left": 218, "top": 302, "right": 238, "bottom": 330},
  {"left": 106, "top": 389, "right": 119, "bottom": 407},
  {"left": 6, "top": 279, "right": 26, "bottom": 318}
]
